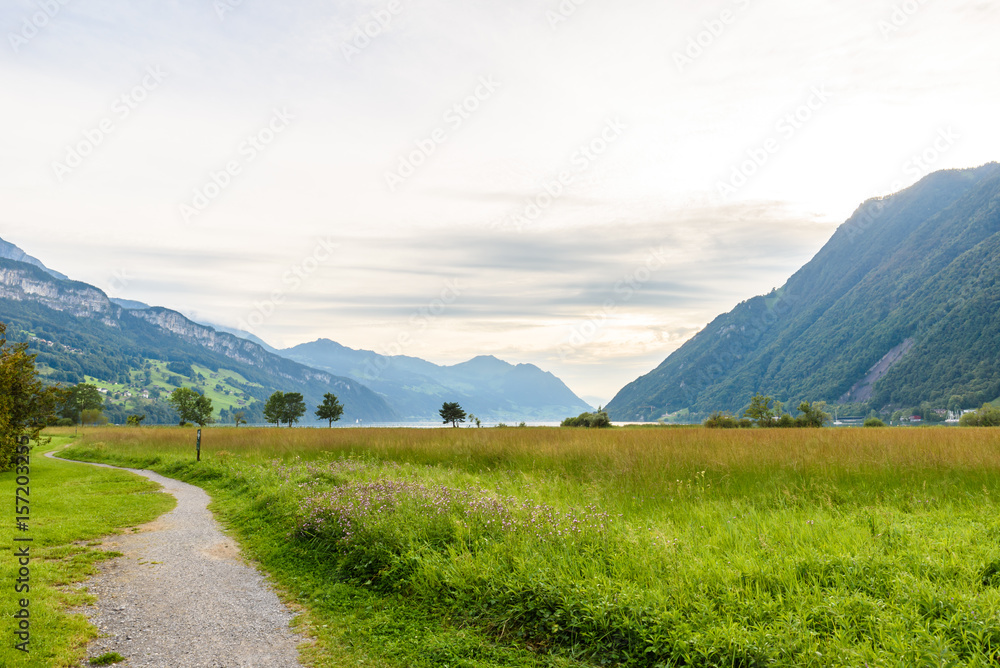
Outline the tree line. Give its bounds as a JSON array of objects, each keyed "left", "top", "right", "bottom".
[{"left": 704, "top": 394, "right": 831, "bottom": 428}]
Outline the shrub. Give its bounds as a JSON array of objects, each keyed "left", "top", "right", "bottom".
[
  {"left": 703, "top": 411, "right": 738, "bottom": 429},
  {"left": 959, "top": 405, "right": 1000, "bottom": 427},
  {"left": 775, "top": 413, "right": 796, "bottom": 428},
  {"left": 561, "top": 411, "right": 611, "bottom": 428},
  {"left": 864, "top": 417, "right": 887, "bottom": 427}
]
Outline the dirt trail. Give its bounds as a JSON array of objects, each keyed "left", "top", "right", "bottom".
[{"left": 49, "top": 452, "right": 307, "bottom": 667}]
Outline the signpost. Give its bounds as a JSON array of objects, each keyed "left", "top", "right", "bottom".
[{"left": 196, "top": 429, "right": 201, "bottom": 462}]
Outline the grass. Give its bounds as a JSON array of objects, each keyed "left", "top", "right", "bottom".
[
  {"left": 56, "top": 425, "right": 1000, "bottom": 666},
  {"left": 0, "top": 436, "right": 175, "bottom": 668}
]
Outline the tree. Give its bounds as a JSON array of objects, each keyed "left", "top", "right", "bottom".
[
  {"left": 315, "top": 393, "right": 344, "bottom": 427},
  {"left": 744, "top": 393, "right": 777, "bottom": 427},
  {"left": 439, "top": 402, "right": 467, "bottom": 427},
  {"left": 959, "top": 404, "right": 1000, "bottom": 427},
  {"left": 795, "top": 401, "right": 831, "bottom": 428},
  {"left": 1, "top": 322, "right": 62, "bottom": 471},
  {"left": 263, "top": 392, "right": 285, "bottom": 427},
  {"left": 561, "top": 411, "right": 612, "bottom": 428},
  {"left": 82, "top": 409, "right": 109, "bottom": 426},
  {"left": 280, "top": 392, "right": 306, "bottom": 427},
  {"left": 233, "top": 410, "right": 246, "bottom": 428},
  {"left": 126, "top": 414, "right": 146, "bottom": 426},
  {"left": 703, "top": 411, "right": 738, "bottom": 428},
  {"left": 168, "top": 387, "right": 213, "bottom": 427},
  {"left": 60, "top": 383, "right": 104, "bottom": 424}
]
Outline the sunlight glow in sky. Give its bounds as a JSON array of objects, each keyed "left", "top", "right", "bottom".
[{"left": 2, "top": 0, "right": 998, "bottom": 405}]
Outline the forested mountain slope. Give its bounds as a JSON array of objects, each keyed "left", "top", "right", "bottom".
[{"left": 607, "top": 163, "right": 1000, "bottom": 421}]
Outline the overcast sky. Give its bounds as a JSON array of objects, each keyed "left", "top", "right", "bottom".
[{"left": 1, "top": 0, "right": 997, "bottom": 405}]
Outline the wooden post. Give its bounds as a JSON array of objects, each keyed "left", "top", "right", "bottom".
[{"left": 196, "top": 429, "right": 201, "bottom": 462}]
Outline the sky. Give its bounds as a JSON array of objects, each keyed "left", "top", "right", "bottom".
[{"left": 1, "top": 0, "right": 998, "bottom": 406}]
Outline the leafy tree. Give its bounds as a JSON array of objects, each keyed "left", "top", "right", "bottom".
[
  {"left": 863, "top": 417, "right": 887, "bottom": 427},
  {"left": 126, "top": 414, "right": 146, "bottom": 426},
  {"left": 561, "top": 411, "right": 612, "bottom": 428},
  {"left": 168, "top": 387, "right": 213, "bottom": 427},
  {"left": 82, "top": 409, "right": 109, "bottom": 426},
  {"left": 959, "top": 404, "right": 1000, "bottom": 427},
  {"left": 703, "top": 411, "right": 738, "bottom": 428},
  {"left": 1, "top": 322, "right": 61, "bottom": 471},
  {"left": 315, "top": 393, "right": 344, "bottom": 427},
  {"left": 795, "top": 401, "right": 831, "bottom": 428},
  {"left": 280, "top": 392, "right": 306, "bottom": 427},
  {"left": 439, "top": 402, "right": 467, "bottom": 427},
  {"left": 60, "top": 383, "right": 104, "bottom": 424},
  {"left": 233, "top": 410, "right": 246, "bottom": 428},
  {"left": 774, "top": 413, "right": 796, "bottom": 428},
  {"left": 743, "top": 393, "right": 777, "bottom": 427},
  {"left": 263, "top": 391, "right": 285, "bottom": 426}
]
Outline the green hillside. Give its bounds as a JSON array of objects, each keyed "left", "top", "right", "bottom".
[
  {"left": 607, "top": 163, "right": 1000, "bottom": 421},
  {"left": 0, "top": 258, "right": 397, "bottom": 425}
]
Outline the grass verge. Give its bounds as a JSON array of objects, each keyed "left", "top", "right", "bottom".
[{"left": 1, "top": 436, "right": 175, "bottom": 668}]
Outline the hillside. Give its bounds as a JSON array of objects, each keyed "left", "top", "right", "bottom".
[
  {"left": 607, "top": 163, "right": 1000, "bottom": 421},
  {"left": 281, "top": 339, "right": 593, "bottom": 421},
  {"left": 0, "top": 254, "right": 397, "bottom": 424}
]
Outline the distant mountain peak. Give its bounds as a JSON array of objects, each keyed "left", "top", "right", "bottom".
[{"left": 0, "top": 236, "right": 69, "bottom": 281}]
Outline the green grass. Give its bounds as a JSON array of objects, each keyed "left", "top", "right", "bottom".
[
  {"left": 88, "top": 651, "right": 126, "bottom": 665},
  {"left": 0, "top": 436, "right": 175, "bottom": 668},
  {"left": 58, "top": 426, "right": 1000, "bottom": 667}
]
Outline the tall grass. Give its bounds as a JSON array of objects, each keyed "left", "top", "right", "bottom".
[{"left": 61, "top": 426, "right": 1000, "bottom": 667}]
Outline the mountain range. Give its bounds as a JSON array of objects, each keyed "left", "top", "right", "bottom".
[
  {"left": 607, "top": 163, "right": 1000, "bottom": 421},
  {"left": 281, "top": 339, "right": 590, "bottom": 421},
  {"left": 0, "top": 238, "right": 589, "bottom": 424}
]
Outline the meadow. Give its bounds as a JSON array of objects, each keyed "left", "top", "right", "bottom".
[{"left": 56, "top": 426, "right": 1000, "bottom": 667}]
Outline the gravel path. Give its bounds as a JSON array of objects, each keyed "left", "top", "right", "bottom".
[{"left": 49, "top": 452, "right": 307, "bottom": 667}]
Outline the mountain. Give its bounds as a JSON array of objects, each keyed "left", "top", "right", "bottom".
[
  {"left": 0, "top": 237, "right": 68, "bottom": 280},
  {"left": 607, "top": 163, "right": 1000, "bottom": 421},
  {"left": 0, "top": 253, "right": 397, "bottom": 424},
  {"left": 110, "top": 297, "right": 152, "bottom": 310},
  {"left": 281, "top": 339, "right": 593, "bottom": 421},
  {"left": 206, "top": 323, "right": 280, "bottom": 354}
]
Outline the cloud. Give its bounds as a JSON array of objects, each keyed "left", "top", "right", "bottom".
[{"left": 2, "top": 0, "right": 998, "bottom": 401}]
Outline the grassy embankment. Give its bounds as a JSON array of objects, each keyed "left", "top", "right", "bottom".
[
  {"left": 0, "top": 436, "right": 174, "bottom": 668},
  {"left": 59, "top": 426, "right": 1000, "bottom": 667}
]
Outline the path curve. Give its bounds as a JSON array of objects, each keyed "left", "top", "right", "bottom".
[{"left": 48, "top": 451, "right": 307, "bottom": 667}]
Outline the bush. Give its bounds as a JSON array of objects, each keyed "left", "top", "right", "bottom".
[
  {"left": 703, "top": 411, "right": 738, "bottom": 429},
  {"left": 561, "top": 411, "right": 611, "bottom": 428},
  {"left": 959, "top": 405, "right": 1000, "bottom": 427},
  {"left": 775, "top": 413, "right": 796, "bottom": 428},
  {"left": 864, "top": 417, "right": 887, "bottom": 427}
]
